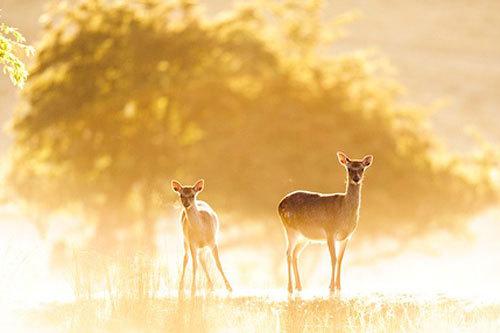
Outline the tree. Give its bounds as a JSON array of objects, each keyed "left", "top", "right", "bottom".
[
  {"left": 7, "top": 0, "right": 498, "bottom": 254},
  {"left": 0, "top": 17, "right": 34, "bottom": 88}
]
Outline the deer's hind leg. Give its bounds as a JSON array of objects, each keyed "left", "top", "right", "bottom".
[
  {"left": 211, "top": 245, "right": 233, "bottom": 292},
  {"left": 200, "top": 252, "right": 214, "bottom": 291},
  {"left": 292, "top": 241, "right": 308, "bottom": 291},
  {"left": 285, "top": 228, "right": 301, "bottom": 294}
]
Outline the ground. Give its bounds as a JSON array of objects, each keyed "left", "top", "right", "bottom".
[{"left": 20, "top": 294, "right": 500, "bottom": 332}]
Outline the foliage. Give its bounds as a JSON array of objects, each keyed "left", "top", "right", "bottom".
[
  {"left": 7, "top": 0, "right": 498, "bottom": 252},
  {"left": 0, "top": 18, "right": 34, "bottom": 88}
]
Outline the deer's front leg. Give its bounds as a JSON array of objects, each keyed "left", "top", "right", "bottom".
[
  {"left": 335, "top": 239, "right": 348, "bottom": 292},
  {"left": 327, "top": 236, "right": 337, "bottom": 292},
  {"left": 190, "top": 246, "right": 198, "bottom": 296},
  {"left": 178, "top": 244, "right": 189, "bottom": 297}
]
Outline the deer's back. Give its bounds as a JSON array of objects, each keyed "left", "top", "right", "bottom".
[{"left": 278, "top": 190, "right": 347, "bottom": 240}]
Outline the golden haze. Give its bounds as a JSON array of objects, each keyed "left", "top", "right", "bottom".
[{"left": 0, "top": 0, "right": 499, "bottom": 332}]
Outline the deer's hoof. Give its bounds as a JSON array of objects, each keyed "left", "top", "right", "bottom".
[{"left": 329, "top": 288, "right": 340, "bottom": 298}]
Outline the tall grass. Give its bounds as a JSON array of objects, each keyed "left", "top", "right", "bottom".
[{"left": 25, "top": 253, "right": 500, "bottom": 333}]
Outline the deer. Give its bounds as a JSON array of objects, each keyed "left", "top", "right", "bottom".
[
  {"left": 171, "top": 179, "right": 232, "bottom": 296},
  {"left": 278, "top": 151, "right": 373, "bottom": 294}
]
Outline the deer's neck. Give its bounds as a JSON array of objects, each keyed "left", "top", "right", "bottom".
[
  {"left": 184, "top": 201, "right": 201, "bottom": 225},
  {"left": 344, "top": 179, "right": 362, "bottom": 214}
]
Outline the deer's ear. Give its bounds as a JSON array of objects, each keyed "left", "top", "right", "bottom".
[
  {"left": 337, "top": 151, "right": 350, "bottom": 166},
  {"left": 171, "top": 180, "right": 182, "bottom": 192},
  {"left": 193, "top": 179, "right": 204, "bottom": 192},
  {"left": 362, "top": 155, "right": 373, "bottom": 167}
]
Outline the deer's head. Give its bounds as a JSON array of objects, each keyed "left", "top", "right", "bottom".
[
  {"left": 337, "top": 152, "right": 373, "bottom": 185},
  {"left": 171, "top": 179, "right": 204, "bottom": 208}
]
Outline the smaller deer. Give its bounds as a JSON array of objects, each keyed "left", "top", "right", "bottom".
[
  {"left": 278, "top": 152, "right": 373, "bottom": 294},
  {"left": 172, "top": 179, "right": 232, "bottom": 296}
]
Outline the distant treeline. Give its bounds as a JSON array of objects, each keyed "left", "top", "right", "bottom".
[{"left": 7, "top": 0, "right": 498, "bottom": 252}]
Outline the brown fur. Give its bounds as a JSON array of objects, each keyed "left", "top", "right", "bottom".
[{"left": 278, "top": 152, "right": 373, "bottom": 294}]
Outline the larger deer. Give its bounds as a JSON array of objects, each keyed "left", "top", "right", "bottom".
[
  {"left": 278, "top": 152, "right": 373, "bottom": 294},
  {"left": 171, "top": 179, "right": 232, "bottom": 296}
]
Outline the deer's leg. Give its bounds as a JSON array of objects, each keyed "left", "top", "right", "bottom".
[
  {"left": 285, "top": 230, "right": 298, "bottom": 294},
  {"left": 179, "top": 243, "right": 189, "bottom": 296},
  {"left": 292, "top": 241, "right": 307, "bottom": 292},
  {"left": 211, "top": 245, "right": 232, "bottom": 292},
  {"left": 200, "top": 253, "right": 214, "bottom": 291},
  {"left": 286, "top": 248, "right": 293, "bottom": 293},
  {"left": 190, "top": 245, "right": 198, "bottom": 296},
  {"left": 327, "top": 236, "right": 337, "bottom": 292},
  {"left": 335, "top": 239, "right": 348, "bottom": 291}
]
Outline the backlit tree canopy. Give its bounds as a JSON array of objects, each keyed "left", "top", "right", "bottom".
[
  {"left": 0, "top": 18, "right": 34, "bottom": 88},
  {"left": 7, "top": 0, "right": 498, "bottom": 252}
]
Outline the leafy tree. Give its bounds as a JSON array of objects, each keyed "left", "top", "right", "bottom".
[
  {"left": 7, "top": 0, "right": 498, "bottom": 254},
  {"left": 0, "top": 17, "right": 34, "bottom": 88}
]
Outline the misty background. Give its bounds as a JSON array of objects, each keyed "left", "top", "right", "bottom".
[{"left": 0, "top": 0, "right": 499, "bottom": 308}]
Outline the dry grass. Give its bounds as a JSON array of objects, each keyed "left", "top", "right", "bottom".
[
  {"left": 19, "top": 253, "right": 500, "bottom": 333},
  {"left": 25, "top": 294, "right": 500, "bottom": 333}
]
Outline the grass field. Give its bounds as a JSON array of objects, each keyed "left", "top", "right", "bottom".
[
  {"left": 22, "top": 294, "right": 500, "bottom": 333},
  {"left": 2, "top": 211, "right": 500, "bottom": 332},
  {"left": 12, "top": 241, "right": 500, "bottom": 333}
]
